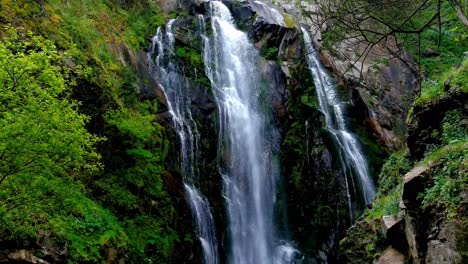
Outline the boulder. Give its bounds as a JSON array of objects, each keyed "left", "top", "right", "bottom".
[
  {"left": 381, "top": 215, "right": 408, "bottom": 254},
  {"left": 375, "top": 247, "right": 406, "bottom": 264},
  {"left": 2, "top": 250, "right": 50, "bottom": 264},
  {"left": 405, "top": 211, "right": 423, "bottom": 264},
  {"left": 425, "top": 221, "right": 467, "bottom": 264},
  {"left": 250, "top": 1, "right": 291, "bottom": 28},
  {"left": 402, "top": 165, "right": 430, "bottom": 206}
]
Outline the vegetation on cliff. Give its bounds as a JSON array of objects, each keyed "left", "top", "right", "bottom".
[
  {"left": 0, "top": 0, "right": 190, "bottom": 263},
  {"left": 317, "top": 0, "right": 467, "bottom": 262}
]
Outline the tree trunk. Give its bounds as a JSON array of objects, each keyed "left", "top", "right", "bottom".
[{"left": 453, "top": 2, "right": 468, "bottom": 27}]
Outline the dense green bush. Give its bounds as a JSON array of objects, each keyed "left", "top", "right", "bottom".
[
  {"left": 365, "top": 151, "right": 411, "bottom": 220},
  {"left": 419, "top": 109, "right": 468, "bottom": 217},
  {"left": 0, "top": 30, "right": 131, "bottom": 263},
  {"left": 0, "top": 0, "right": 185, "bottom": 262}
]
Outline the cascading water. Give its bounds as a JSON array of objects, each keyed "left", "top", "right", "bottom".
[
  {"left": 301, "top": 28, "right": 376, "bottom": 216},
  {"left": 200, "top": 1, "right": 298, "bottom": 263},
  {"left": 148, "top": 20, "right": 219, "bottom": 264}
]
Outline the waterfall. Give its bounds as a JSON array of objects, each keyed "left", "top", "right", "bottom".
[
  {"left": 200, "top": 1, "right": 298, "bottom": 263},
  {"left": 301, "top": 28, "right": 376, "bottom": 215},
  {"left": 148, "top": 20, "right": 219, "bottom": 264}
]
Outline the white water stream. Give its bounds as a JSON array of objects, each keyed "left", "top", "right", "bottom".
[
  {"left": 149, "top": 20, "right": 219, "bottom": 264},
  {"left": 302, "top": 28, "right": 376, "bottom": 215},
  {"left": 201, "top": 2, "right": 298, "bottom": 263}
]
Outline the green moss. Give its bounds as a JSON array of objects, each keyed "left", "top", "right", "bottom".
[
  {"left": 365, "top": 185, "right": 402, "bottom": 220},
  {"left": 282, "top": 13, "right": 296, "bottom": 28},
  {"left": 442, "top": 109, "right": 468, "bottom": 144},
  {"left": 260, "top": 46, "right": 279, "bottom": 60},
  {"left": 300, "top": 95, "right": 318, "bottom": 110},
  {"left": 416, "top": 58, "right": 467, "bottom": 105},
  {"left": 364, "top": 151, "right": 410, "bottom": 220},
  {"left": 420, "top": 140, "right": 468, "bottom": 218},
  {"left": 175, "top": 46, "right": 203, "bottom": 66},
  {"left": 378, "top": 151, "right": 411, "bottom": 193}
]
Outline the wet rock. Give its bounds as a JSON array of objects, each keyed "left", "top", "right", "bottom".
[
  {"left": 262, "top": 0, "right": 417, "bottom": 152},
  {"left": 402, "top": 165, "right": 431, "bottom": 206},
  {"left": 227, "top": 0, "right": 254, "bottom": 23},
  {"left": 381, "top": 216, "right": 408, "bottom": 254},
  {"left": 250, "top": 0, "right": 291, "bottom": 28},
  {"left": 381, "top": 216, "right": 398, "bottom": 237},
  {"left": 425, "top": 221, "right": 465, "bottom": 264},
  {"left": 405, "top": 211, "right": 423, "bottom": 264},
  {"left": 1, "top": 250, "right": 50, "bottom": 264},
  {"left": 376, "top": 247, "right": 406, "bottom": 264},
  {"left": 173, "top": 18, "right": 203, "bottom": 49},
  {"left": 367, "top": 117, "right": 399, "bottom": 150},
  {"left": 260, "top": 60, "right": 290, "bottom": 119}
]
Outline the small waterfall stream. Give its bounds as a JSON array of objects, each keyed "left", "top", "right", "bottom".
[
  {"left": 301, "top": 28, "right": 376, "bottom": 216},
  {"left": 148, "top": 20, "right": 219, "bottom": 264}
]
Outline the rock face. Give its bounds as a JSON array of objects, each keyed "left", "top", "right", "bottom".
[
  {"left": 262, "top": 0, "right": 418, "bottom": 151},
  {"left": 377, "top": 247, "right": 406, "bottom": 264},
  {"left": 317, "top": 39, "right": 418, "bottom": 150},
  {"left": 400, "top": 144, "right": 468, "bottom": 264},
  {"left": 0, "top": 250, "right": 50, "bottom": 264},
  {"left": 425, "top": 222, "right": 465, "bottom": 264},
  {"left": 407, "top": 90, "right": 467, "bottom": 160}
]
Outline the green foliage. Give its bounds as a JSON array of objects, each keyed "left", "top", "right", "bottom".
[
  {"left": 125, "top": 216, "right": 178, "bottom": 262},
  {"left": 107, "top": 106, "right": 158, "bottom": 143},
  {"left": 0, "top": 31, "right": 102, "bottom": 189},
  {"left": 365, "top": 151, "right": 410, "bottom": 220},
  {"left": 417, "top": 3, "right": 468, "bottom": 77},
  {"left": 365, "top": 242, "right": 376, "bottom": 254},
  {"left": 421, "top": 141, "right": 468, "bottom": 217},
  {"left": 442, "top": 109, "right": 468, "bottom": 144},
  {"left": 260, "top": 46, "right": 279, "bottom": 60},
  {"left": 175, "top": 46, "right": 203, "bottom": 66},
  {"left": 0, "top": 1, "right": 185, "bottom": 261},
  {"left": 417, "top": 112, "right": 468, "bottom": 217},
  {"left": 0, "top": 0, "right": 167, "bottom": 105},
  {"left": 408, "top": 2, "right": 468, "bottom": 105},
  {"left": 0, "top": 31, "right": 130, "bottom": 263},
  {"left": 103, "top": 101, "right": 177, "bottom": 260},
  {"left": 50, "top": 186, "right": 128, "bottom": 262},
  {"left": 365, "top": 185, "right": 402, "bottom": 220},
  {"left": 300, "top": 95, "right": 318, "bottom": 109},
  {"left": 339, "top": 219, "right": 385, "bottom": 263},
  {"left": 377, "top": 151, "right": 411, "bottom": 194},
  {"left": 173, "top": 44, "right": 210, "bottom": 87},
  {"left": 416, "top": 57, "right": 468, "bottom": 105}
]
